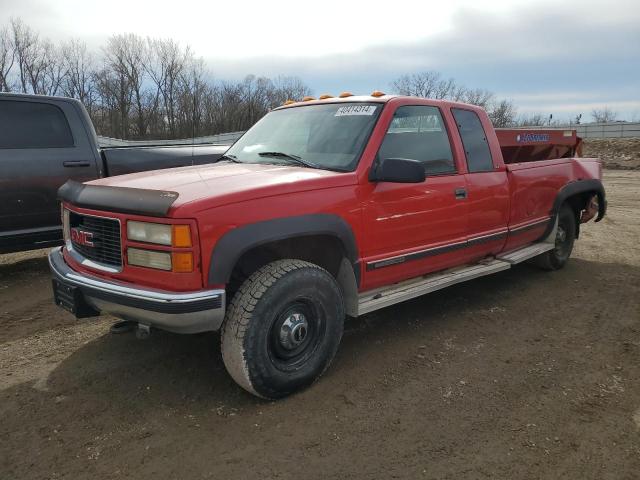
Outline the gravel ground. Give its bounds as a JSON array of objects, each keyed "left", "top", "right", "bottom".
[{"left": 1, "top": 170, "right": 638, "bottom": 480}]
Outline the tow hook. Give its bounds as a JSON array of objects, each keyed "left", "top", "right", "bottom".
[{"left": 136, "top": 323, "right": 152, "bottom": 340}]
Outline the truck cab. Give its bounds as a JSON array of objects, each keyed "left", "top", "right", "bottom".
[{"left": 49, "top": 93, "right": 605, "bottom": 399}]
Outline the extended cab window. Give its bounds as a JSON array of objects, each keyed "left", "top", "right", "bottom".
[
  {"left": 452, "top": 108, "right": 493, "bottom": 172},
  {"left": 225, "top": 102, "right": 381, "bottom": 171},
  {"left": 378, "top": 106, "right": 455, "bottom": 175},
  {"left": 0, "top": 100, "right": 74, "bottom": 149}
]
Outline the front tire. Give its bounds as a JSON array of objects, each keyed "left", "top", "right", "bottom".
[
  {"left": 221, "top": 259, "right": 344, "bottom": 399},
  {"left": 533, "top": 204, "right": 576, "bottom": 270}
]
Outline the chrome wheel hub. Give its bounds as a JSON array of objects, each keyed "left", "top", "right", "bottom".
[{"left": 279, "top": 312, "right": 309, "bottom": 350}]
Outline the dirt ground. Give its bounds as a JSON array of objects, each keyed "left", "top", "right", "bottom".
[{"left": 1, "top": 170, "right": 639, "bottom": 480}]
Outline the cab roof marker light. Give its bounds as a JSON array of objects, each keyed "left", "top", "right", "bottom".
[
  {"left": 338, "top": 92, "right": 353, "bottom": 98},
  {"left": 283, "top": 100, "right": 295, "bottom": 105},
  {"left": 371, "top": 90, "right": 386, "bottom": 97},
  {"left": 319, "top": 94, "right": 334, "bottom": 100},
  {"left": 302, "top": 96, "right": 316, "bottom": 101}
]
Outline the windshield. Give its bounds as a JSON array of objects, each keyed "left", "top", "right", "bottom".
[{"left": 224, "top": 102, "right": 382, "bottom": 171}]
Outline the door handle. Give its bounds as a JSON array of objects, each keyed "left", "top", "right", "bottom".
[
  {"left": 454, "top": 188, "right": 467, "bottom": 200},
  {"left": 63, "top": 161, "right": 91, "bottom": 167}
]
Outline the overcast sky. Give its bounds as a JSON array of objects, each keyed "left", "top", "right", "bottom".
[{"left": 2, "top": 0, "right": 639, "bottom": 120}]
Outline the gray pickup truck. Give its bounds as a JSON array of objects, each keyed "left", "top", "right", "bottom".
[{"left": 0, "top": 93, "right": 229, "bottom": 253}]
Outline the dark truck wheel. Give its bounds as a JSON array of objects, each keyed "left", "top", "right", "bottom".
[
  {"left": 534, "top": 204, "right": 576, "bottom": 270},
  {"left": 221, "top": 259, "right": 345, "bottom": 399}
]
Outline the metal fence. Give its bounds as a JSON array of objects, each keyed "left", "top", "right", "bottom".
[
  {"left": 571, "top": 122, "right": 640, "bottom": 139},
  {"left": 523, "top": 122, "right": 640, "bottom": 139}
]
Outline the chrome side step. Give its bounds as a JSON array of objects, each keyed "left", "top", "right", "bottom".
[
  {"left": 497, "top": 242, "right": 554, "bottom": 264},
  {"left": 357, "top": 242, "right": 554, "bottom": 316},
  {"left": 358, "top": 259, "right": 510, "bottom": 315}
]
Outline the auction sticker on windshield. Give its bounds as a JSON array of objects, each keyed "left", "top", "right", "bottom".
[{"left": 335, "top": 105, "right": 377, "bottom": 116}]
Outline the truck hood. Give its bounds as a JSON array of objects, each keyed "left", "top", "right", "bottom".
[{"left": 88, "top": 162, "right": 356, "bottom": 214}]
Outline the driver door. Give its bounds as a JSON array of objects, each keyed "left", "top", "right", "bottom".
[{"left": 361, "top": 105, "right": 468, "bottom": 291}]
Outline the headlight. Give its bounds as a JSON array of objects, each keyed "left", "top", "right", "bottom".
[
  {"left": 127, "top": 221, "right": 172, "bottom": 245},
  {"left": 127, "top": 248, "right": 172, "bottom": 271},
  {"left": 127, "top": 221, "right": 192, "bottom": 247}
]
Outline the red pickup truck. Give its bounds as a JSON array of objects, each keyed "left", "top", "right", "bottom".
[{"left": 49, "top": 93, "right": 606, "bottom": 399}]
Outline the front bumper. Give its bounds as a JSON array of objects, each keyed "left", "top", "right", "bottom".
[{"left": 48, "top": 247, "right": 226, "bottom": 334}]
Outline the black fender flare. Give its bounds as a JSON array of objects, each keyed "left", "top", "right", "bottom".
[
  {"left": 541, "top": 178, "right": 606, "bottom": 239},
  {"left": 208, "top": 213, "right": 360, "bottom": 286}
]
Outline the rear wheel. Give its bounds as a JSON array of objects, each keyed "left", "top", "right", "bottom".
[
  {"left": 533, "top": 204, "right": 576, "bottom": 270},
  {"left": 221, "top": 259, "right": 344, "bottom": 399}
]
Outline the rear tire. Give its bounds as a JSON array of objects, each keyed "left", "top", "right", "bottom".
[
  {"left": 533, "top": 204, "right": 576, "bottom": 270},
  {"left": 221, "top": 259, "right": 344, "bottom": 399}
]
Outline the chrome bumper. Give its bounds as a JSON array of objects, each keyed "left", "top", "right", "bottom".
[{"left": 49, "top": 248, "right": 226, "bottom": 334}]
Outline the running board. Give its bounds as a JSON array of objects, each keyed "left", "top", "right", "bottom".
[
  {"left": 497, "top": 242, "right": 554, "bottom": 264},
  {"left": 357, "top": 242, "right": 554, "bottom": 316}
]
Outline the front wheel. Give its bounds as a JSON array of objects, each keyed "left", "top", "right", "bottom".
[
  {"left": 533, "top": 204, "right": 576, "bottom": 270},
  {"left": 221, "top": 259, "right": 345, "bottom": 399}
]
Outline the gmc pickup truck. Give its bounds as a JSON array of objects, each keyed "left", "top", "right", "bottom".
[
  {"left": 48, "top": 92, "right": 606, "bottom": 399},
  {"left": 0, "top": 92, "right": 227, "bottom": 253}
]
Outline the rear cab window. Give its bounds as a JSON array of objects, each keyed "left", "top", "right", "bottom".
[
  {"left": 0, "top": 100, "right": 74, "bottom": 149},
  {"left": 451, "top": 108, "right": 493, "bottom": 172},
  {"left": 378, "top": 105, "right": 455, "bottom": 176}
]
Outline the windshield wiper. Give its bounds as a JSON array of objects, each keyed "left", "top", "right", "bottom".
[
  {"left": 257, "top": 151, "right": 322, "bottom": 169},
  {"left": 217, "top": 153, "right": 242, "bottom": 163}
]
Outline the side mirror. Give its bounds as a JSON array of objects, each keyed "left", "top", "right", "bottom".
[{"left": 369, "top": 157, "right": 426, "bottom": 183}]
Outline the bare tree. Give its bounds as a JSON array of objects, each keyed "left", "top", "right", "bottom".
[
  {"left": 146, "top": 38, "right": 192, "bottom": 137},
  {"left": 591, "top": 107, "right": 617, "bottom": 123},
  {"left": 0, "top": 25, "right": 15, "bottom": 91},
  {"left": 515, "top": 113, "right": 548, "bottom": 127},
  {"left": 103, "top": 34, "right": 149, "bottom": 138},
  {"left": 11, "top": 18, "right": 39, "bottom": 93},
  {"left": 390, "top": 70, "right": 508, "bottom": 114},
  {"left": 269, "top": 75, "right": 312, "bottom": 106},
  {"left": 61, "top": 39, "right": 96, "bottom": 112},
  {"left": 488, "top": 99, "right": 517, "bottom": 127},
  {"left": 461, "top": 88, "right": 494, "bottom": 109},
  {"left": 2, "top": 17, "right": 315, "bottom": 140},
  {"left": 37, "top": 39, "right": 65, "bottom": 95},
  {"left": 392, "top": 71, "right": 457, "bottom": 99},
  {"left": 94, "top": 63, "right": 133, "bottom": 139}
]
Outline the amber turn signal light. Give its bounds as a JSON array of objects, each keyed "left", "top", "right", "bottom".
[
  {"left": 172, "top": 252, "right": 194, "bottom": 273},
  {"left": 172, "top": 225, "right": 192, "bottom": 248}
]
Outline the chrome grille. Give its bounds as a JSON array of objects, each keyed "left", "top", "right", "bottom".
[{"left": 69, "top": 211, "right": 122, "bottom": 268}]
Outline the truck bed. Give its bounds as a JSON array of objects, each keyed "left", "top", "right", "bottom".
[{"left": 496, "top": 128, "right": 583, "bottom": 164}]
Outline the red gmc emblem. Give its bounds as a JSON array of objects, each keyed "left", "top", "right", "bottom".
[{"left": 70, "top": 228, "right": 94, "bottom": 247}]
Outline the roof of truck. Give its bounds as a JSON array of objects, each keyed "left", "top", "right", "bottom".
[
  {"left": 0, "top": 91, "right": 79, "bottom": 103},
  {"left": 273, "top": 93, "right": 486, "bottom": 112}
]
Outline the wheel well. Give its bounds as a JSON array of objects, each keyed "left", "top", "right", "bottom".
[
  {"left": 563, "top": 190, "right": 597, "bottom": 238},
  {"left": 227, "top": 234, "right": 352, "bottom": 303}
]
